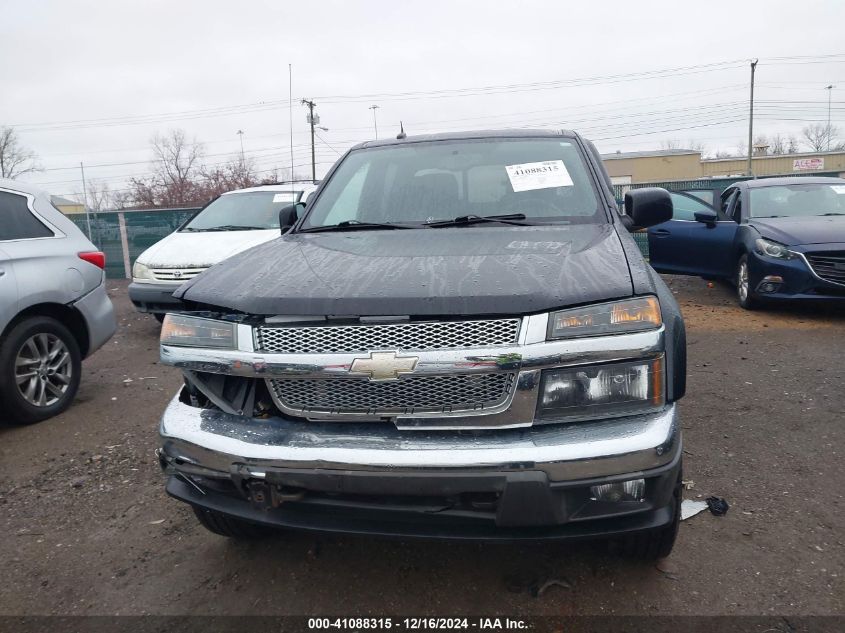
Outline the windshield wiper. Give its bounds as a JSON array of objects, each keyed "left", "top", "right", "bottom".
[
  {"left": 203, "top": 224, "right": 268, "bottom": 231},
  {"left": 299, "top": 220, "right": 415, "bottom": 233},
  {"left": 424, "top": 213, "right": 537, "bottom": 228},
  {"left": 821, "top": 213, "right": 845, "bottom": 216}
]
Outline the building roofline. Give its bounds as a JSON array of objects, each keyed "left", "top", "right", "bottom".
[{"left": 703, "top": 149, "right": 845, "bottom": 163}]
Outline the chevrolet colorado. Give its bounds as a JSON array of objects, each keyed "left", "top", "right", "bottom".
[{"left": 156, "top": 130, "right": 684, "bottom": 558}]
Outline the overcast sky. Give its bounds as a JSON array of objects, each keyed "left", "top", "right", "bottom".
[{"left": 3, "top": 0, "right": 845, "bottom": 198}]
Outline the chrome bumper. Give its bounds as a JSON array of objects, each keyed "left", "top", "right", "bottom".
[{"left": 159, "top": 393, "right": 679, "bottom": 483}]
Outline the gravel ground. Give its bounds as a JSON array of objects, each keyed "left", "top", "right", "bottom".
[{"left": 0, "top": 277, "right": 842, "bottom": 617}]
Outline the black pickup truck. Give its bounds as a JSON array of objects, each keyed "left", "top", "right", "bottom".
[{"left": 156, "top": 129, "right": 685, "bottom": 558}]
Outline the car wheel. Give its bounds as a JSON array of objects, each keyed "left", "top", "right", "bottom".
[
  {"left": 736, "top": 254, "right": 758, "bottom": 310},
  {"left": 192, "top": 506, "right": 274, "bottom": 539},
  {"left": 0, "top": 316, "right": 82, "bottom": 425}
]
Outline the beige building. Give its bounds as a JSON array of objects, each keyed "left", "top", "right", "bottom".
[
  {"left": 701, "top": 150, "right": 845, "bottom": 178},
  {"left": 601, "top": 149, "right": 703, "bottom": 185},
  {"left": 601, "top": 149, "right": 845, "bottom": 184},
  {"left": 50, "top": 195, "right": 85, "bottom": 215}
]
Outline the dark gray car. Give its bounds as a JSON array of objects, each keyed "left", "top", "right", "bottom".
[{"left": 0, "top": 179, "right": 116, "bottom": 424}]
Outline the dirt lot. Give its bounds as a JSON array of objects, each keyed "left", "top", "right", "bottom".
[{"left": 0, "top": 277, "right": 842, "bottom": 617}]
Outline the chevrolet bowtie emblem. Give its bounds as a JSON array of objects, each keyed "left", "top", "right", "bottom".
[{"left": 349, "top": 351, "right": 419, "bottom": 381}]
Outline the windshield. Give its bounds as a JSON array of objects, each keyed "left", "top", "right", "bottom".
[
  {"left": 301, "top": 138, "right": 602, "bottom": 229},
  {"left": 182, "top": 191, "right": 300, "bottom": 231},
  {"left": 750, "top": 183, "right": 845, "bottom": 218}
]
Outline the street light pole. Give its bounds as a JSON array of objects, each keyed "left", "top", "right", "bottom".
[
  {"left": 746, "top": 59, "right": 758, "bottom": 178},
  {"left": 302, "top": 99, "right": 317, "bottom": 183},
  {"left": 369, "top": 104, "right": 379, "bottom": 138},
  {"left": 79, "top": 161, "right": 92, "bottom": 240},
  {"left": 826, "top": 84, "right": 835, "bottom": 151},
  {"left": 236, "top": 129, "right": 245, "bottom": 164}
]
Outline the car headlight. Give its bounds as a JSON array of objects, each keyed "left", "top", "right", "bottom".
[
  {"left": 548, "top": 297, "right": 661, "bottom": 339},
  {"left": 538, "top": 357, "right": 664, "bottom": 420},
  {"left": 160, "top": 314, "right": 237, "bottom": 348},
  {"left": 133, "top": 260, "right": 153, "bottom": 281},
  {"left": 755, "top": 238, "right": 796, "bottom": 259}
]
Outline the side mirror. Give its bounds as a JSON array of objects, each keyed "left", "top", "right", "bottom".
[
  {"left": 279, "top": 202, "right": 306, "bottom": 234},
  {"left": 694, "top": 209, "right": 718, "bottom": 227},
  {"left": 623, "top": 187, "right": 673, "bottom": 230}
]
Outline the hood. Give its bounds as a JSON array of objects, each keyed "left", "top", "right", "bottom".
[
  {"left": 750, "top": 215, "right": 845, "bottom": 246},
  {"left": 175, "top": 224, "right": 634, "bottom": 316},
  {"left": 137, "top": 229, "right": 279, "bottom": 268}
]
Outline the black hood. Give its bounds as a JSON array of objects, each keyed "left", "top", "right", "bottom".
[
  {"left": 175, "top": 224, "right": 634, "bottom": 316},
  {"left": 750, "top": 215, "right": 845, "bottom": 246}
]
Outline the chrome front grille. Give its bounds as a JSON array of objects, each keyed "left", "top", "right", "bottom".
[
  {"left": 255, "top": 318, "right": 522, "bottom": 354},
  {"left": 806, "top": 251, "right": 845, "bottom": 285},
  {"left": 151, "top": 267, "right": 207, "bottom": 282},
  {"left": 267, "top": 373, "right": 516, "bottom": 416}
]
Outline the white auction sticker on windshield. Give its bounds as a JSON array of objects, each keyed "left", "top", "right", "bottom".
[
  {"left": 273, "top": 193, "right": 294, "bottom": 203},
  {"left": 505, "top": 160, "right": 573, "bottom": 192},
  {"left": 831, "top": 185, "right": 845, "bottom": 194}
]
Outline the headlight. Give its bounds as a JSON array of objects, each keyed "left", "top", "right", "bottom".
[
  {"left": 755, "top": 238, "right": 795, "bottom": 259},
  {"left": 160, "top": 314, "right": 237, "bottom": 348},
  {"left": 538, "top": 357, "right": 664, "bottom": 420},
  {"left": 548, "top": 297, "right": 661, "bottom": 339},
  {"left": 133, "top": 260, "right": 153, "bottom": 280}
]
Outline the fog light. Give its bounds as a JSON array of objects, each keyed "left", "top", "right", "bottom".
[
  {"left": 590, "top": 478, "right": 645, "bottom": 502},
  {"left": 756, "top": 275, "right": 783, "bottom": 294}
]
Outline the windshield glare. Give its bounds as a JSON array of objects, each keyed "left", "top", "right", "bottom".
[
  {"left": 750, "top": 183, "right": 845, "bottom": 218},
  {"left": 183, "top": 191, "right": 299, "bottom": 231},
  {"left": 302, "top": 139, "right": 602, "bottom": 229}
]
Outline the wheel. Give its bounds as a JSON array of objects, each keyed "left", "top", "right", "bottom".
[
  {"left": 736, "top": 254, "right": 758, "bottom": 310},
  {"left": 192, "top": 506, "right": 274, "bottom": 539},
  {"left": 614, "top": 469, "right": 682, "bottom": 560},
  {"left": 153, "top": 313, "right": 166, "bottom": 324},
  {"left": 0, "top": 316, "right": 82, "bottom": 425}
]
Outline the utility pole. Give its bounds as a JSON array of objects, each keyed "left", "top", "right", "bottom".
[
  {"left": 369, "top": 104, "right": 380, "bottom": 138},
  {"left": 826, "top": 84, "right": 835, "bottom": 151},
  {"left": 746, "top": 59, "right": 758, "bottom": 178},
  {"left": 302, "top": 99, "right": 317, "bottom": 183},
  {"left": 79, "top": 161, "right": 92, "bottom": 240},
  {"left": 236, "top": 129, "right": 245, "bottom": 164}
]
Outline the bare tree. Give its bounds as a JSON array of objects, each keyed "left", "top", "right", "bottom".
[
  {"left": 660, "top": 139, "right": 680, "bottom": 150},
  {"left": 128, "top": 129, "right": 205, "bottom": 207},
  {"left": 84, "top": 180, "right": 116, "bottom": 212},
  {"left": 0, "top": 126, "right": 41, "bottom": 179},
  {"left": 802, "top": 123, "right": 843, "bottom": 152},
  {"left": 200, "top": 156, "right": 261, "bottom": 196}
]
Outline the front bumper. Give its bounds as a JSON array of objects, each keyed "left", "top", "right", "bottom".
[
  {"left": 748, "top": 247, "right": 845, "bottom": 300},
  {"left": 128, "top": 281, "right": 184, "bottom": 314},
  {"left": 159, "top": 393, "right": 681, "bottom": 538}
]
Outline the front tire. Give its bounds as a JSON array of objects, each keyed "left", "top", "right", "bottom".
[
  {"left": 0, "top": 316, "right": 82, "bottom": 425},
  {"left": 736, "top": 254, "right": 758, "bottom": 310},
  {"left": 192, "top": 506, "right": 273, "bottom": 539}
]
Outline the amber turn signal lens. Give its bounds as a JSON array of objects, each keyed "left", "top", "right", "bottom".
[{"left": 610, "top": 296, "right": 661, "bottom": 327}]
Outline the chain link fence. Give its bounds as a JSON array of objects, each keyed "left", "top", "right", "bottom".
[{"left": 68, "top": 208, "right": 200, "bottom": 279}]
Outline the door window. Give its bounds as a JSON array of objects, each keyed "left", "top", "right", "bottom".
[
  {"left": 0, "top": 191, "right": 53, "bottom": 241},
  {"left": 668, "top": 192, "right": 716, "bottom": 221}
]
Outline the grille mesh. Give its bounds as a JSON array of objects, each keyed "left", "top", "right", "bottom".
[
  {"left": 806, "top": 251, "right": 845, "bottom": 285},
  {"left": 267, "top": 373, "right": 515, "bottom": 415},
  {"left": 255, "top": 319, "right": 521, "bottom": 354}
]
